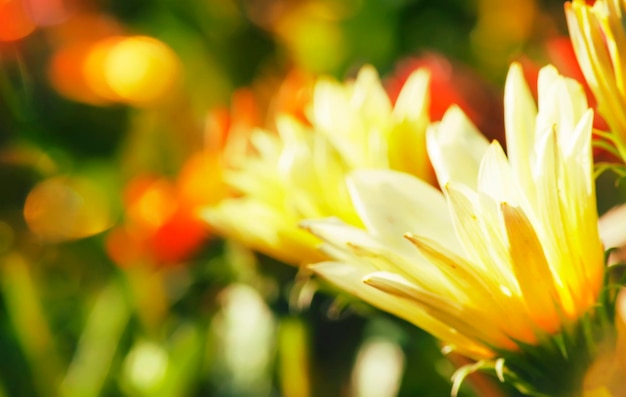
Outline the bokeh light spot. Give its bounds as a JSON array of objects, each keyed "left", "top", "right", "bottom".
[
  {"left": 276, "top": 10, "right": 345, "bottom": 73},
  {"left": 0, "top": 0, "right": 36, "bottom": 41},
  {"left": 25, "top": 0, "right": 69, "bottom": 26},
  {"left": 351, "top": 338, "right": 405, "bottom": 397},
  {"left": 49, "top": 43, "right": 110, "bottom": 105},
  {"left": 177, "top": 152, "right": 226, "bottom": 208},
  {"left": 125, "top": 177, "right": 178, "bottom": 231},
  {"left": 83, "top": 37, "right": 125, "bottom": 102},
  {"left": 148, "top": 209, "right": 208, "bottom": 264},
  {"left": 23, "top": 176, "right": 113, "bottom": 242},
  {"left": 123, "top": 341, "right": 169, "bottom": 392},
  {"left": 104, "top": 36, "right": 180, "bottom": 105},
  {"left": 105, "top": 226, "right": 145, "bottom": 268}
]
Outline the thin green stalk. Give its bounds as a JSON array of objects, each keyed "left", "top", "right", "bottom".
[
  {"left": 0, "top": 252, "right": 64, "bottom": 397},
  {"left": 60, "top": 280, "right": 131, "bottom": 397}
]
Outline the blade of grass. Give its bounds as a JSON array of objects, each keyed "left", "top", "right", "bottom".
[
  {"left": 60, "top": 281, "right": 131, "bottom": 397},
  {"left": 1, "top": 252, "right": 64, "bottom": 397}
]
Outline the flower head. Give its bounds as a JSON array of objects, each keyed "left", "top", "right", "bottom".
[
  {"left": 565, "top": 0, "right": 626, "bottom": 160},
  {"left": 203, "top": 66, "right": 433, "bottom": 265},
  {"left": 303, "top": 63, "right": 605, "bottom": 386}
]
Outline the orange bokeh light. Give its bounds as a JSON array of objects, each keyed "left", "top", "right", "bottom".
[
  {"left": 105, "top": 226, "right": 147, "bottom": 267},
  {"left": 148, "top": 208, "right": 208, "bottom": 265},
  {"left": 45, "top": 12, "right": 122, "bottom": 47},
  {"left": 124, "top": 176, "right": 178, "bottom": 231},
  {"left": 204, "top": 88, "right": 260, "bottom": 167},
  {"left": 177, "top": 152, "right": 228, "bottom": 209},
  {"left": 47, "top": 12, "right": 123, "bottom": 105},
  {"left": 49, "top": 34, "right": 180, "bottom": 106},
  {"left": 83, "top": 36, "right": 125, "bottom": 102},
  {"left": 25, "top": 0, "right": 69, "bottom": 26},
  {"left": 106, "top": 175, "right": 210, "bottom": 268},
  {"left": 271, "top": 69, "right": 314, "bottom": 124},
  {"left": 103, "top": 36, "right": 180, "bottom": 105},
  {"left": 0, "top": 0, "right": 36, "bottom": 41},
  {"left": 48, "top": 43, "right": 110, "bottom": 105}
]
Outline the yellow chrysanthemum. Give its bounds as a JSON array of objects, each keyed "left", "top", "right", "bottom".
[
  {"left": 303, "top": 63, "right": 605, "bottom": 362},
  {"left": 565, "top": 0, "right": 626, "bottom": 160},
  {"left": 203, "top": 66, "right": 433, "bottom": 265}
]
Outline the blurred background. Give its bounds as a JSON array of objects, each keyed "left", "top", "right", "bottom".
[{"left": 0, "top": 0, "right": 617, "bottom": 396}]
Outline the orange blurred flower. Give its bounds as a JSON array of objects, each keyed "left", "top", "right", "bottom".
[
  {"left": 0, "top": 0, "right": 72, "bottom": 42},
  {"left": 105, "top": 84, "right": 274, "bottom": 267},
  {"left": 46, "top": 12, "right": 180, "bottom": 106},
  {"left": 46, "top": 12, "right": 123, "bottom": 105},
  {"left": 106, "top": 175, "right": 209, "bottom": 268},
  {"left": 0, "top": 0, "right": 36, "bottom": 41}
]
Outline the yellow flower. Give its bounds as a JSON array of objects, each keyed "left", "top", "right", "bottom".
[
  {"left": 565, "top": 0, "right": 626, "bottom": 159},
  {"left": 303, "top": 63, "right": 605, "bottom": 360},
  {"left": 203, "top": 66, "right": 433, "bottom": 265}
]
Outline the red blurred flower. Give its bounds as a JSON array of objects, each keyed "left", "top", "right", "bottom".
[
  {"left": 108, "top": 82, "right": 283, "bottom": 268},
  {"left": 106, "top": 175, "right": 209, "bottom": 268},
  {"left": 384, "top": 52, "right": 504, "bottom": 142}
]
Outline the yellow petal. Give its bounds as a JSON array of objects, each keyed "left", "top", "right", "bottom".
[
  {"left": 566, "top": 1, "right": 626, "bottom": 137},
  {"left": 404, "top": 233, "right": 537, "bottom": 344},
  {"left": 203, "top": 199, "right": 323, "bottom": 265},
  {"left": 536, "top": 65, "right": 587, "bottom": 144},
  {"left": 363, "top": 271, "right": 515, "bottom": 350},
  {"left": 557, "top": 109, "right": 604, "bottom": 312},
  {"left": 477, "top": 140, "right": 521, "bottom": 206},
  {"left": 427, "top": 106, "right": 489, "bottom": 188},
  {"left": 504, "top": 62, "right": 537, "bottom": 193},
  {"left": 388, "top": 68, "right": 432, "bottom": 178},
  {"left": 603, "top": 0, "right": 626, "bottom": 94},
  {"left": 310, "top": 262, "right": 494, "bottom": 359},
  {"left": 392, "top": 68, "right": 430, "bottom": 122},
  {"left": 528, "top": 125, "right": 580, "bottom": 316},
  {"left": 500, "top": 202, "right": 562, "bottom": 331},
  {"left": 444, "top": 183, "right": 518, "bottom": 291},
  {"left": 352, "top": 65, "right": 392, "bottom": 124},
  {"left": 301, "top": 217, "right": 450, "bottom": 290},
  {"left": 347, "top": 170, "right": 458, "bottom": 251}
]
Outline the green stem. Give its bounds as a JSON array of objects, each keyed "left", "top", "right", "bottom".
[
  {"left": 60, "top": 280, "right": 131, "bottom": 397},
  {"left": 0, "top": 252, "right": 64, "bottom": 397}
]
